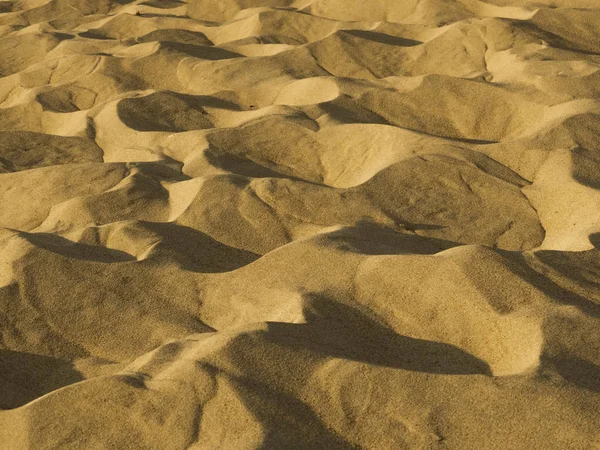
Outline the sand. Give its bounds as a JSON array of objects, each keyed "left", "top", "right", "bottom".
[{"left": 0, "top": 0, "right": 599, "bottom": 448}]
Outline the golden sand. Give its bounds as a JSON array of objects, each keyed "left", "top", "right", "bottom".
[{"left": 0, "top": 0, "right": 599, "bottom": 448}]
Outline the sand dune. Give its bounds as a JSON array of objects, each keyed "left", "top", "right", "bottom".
[{"left": 0, "top": 0, "right": 599, "bottom": 448}]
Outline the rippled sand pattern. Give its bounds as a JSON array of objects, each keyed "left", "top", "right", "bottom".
[{"left": 0, "top": 0, "right": 599, "bottom": 448}]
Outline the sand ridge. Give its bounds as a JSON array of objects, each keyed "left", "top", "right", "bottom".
[{"left": 0, "top": 0, "right": 599, "bottom": 448}]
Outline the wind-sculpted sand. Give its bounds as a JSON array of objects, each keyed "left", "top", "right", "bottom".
[{"left": 0, "top": 0, "right": 599, "bottom": 448}]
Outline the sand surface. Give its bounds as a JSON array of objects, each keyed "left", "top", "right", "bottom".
[{"left": 0, "top": 0, "right": 599, "bottom": 448}]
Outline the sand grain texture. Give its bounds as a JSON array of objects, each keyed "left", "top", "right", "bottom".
[{"left": 0, "top": 0, "right": 599, "bottom": 448}]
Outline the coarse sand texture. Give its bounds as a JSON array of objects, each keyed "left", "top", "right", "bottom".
[{"left": 0, "top": 0, "right": 599, "bottom": 449}]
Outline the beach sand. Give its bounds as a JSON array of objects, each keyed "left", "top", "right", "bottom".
[{"left": 0, "top": 0, "right": 599, "bottom": 448}]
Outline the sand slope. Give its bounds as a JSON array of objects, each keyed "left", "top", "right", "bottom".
[{"left": 0, "top": 0, "right": 599, "bottom": 448}]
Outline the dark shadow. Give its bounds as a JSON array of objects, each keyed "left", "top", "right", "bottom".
[
  {"left": 516, "top": 20, "right": 600, "bottom": 57},
  {"left": 204, "top": 148, "right": 303, "bottom": 180},
  {"left": 534, "top": 248, "right": 600, "bottom": 291},
  {"left": 497, "top": 249, "right": 600, "bottom": 318},
  {"left": 548, "top": 356, "right": 600, "bottom": 392},
  {"left": 396, "top": 124, "right": 498, "bottom": 145},
  {"left": 318, "top": 96, "right": 389, "bottom": 125},
  {"left": 20, "top": 221, "right": 259, "bottom": 272},
  {"left": 172, "top": 93, "right": 241, "bottom": 111},
  {"left": 135, "top": 29, "right": 213, "bottom": 46},
  {"left": 343, "top": 30, "right": 422, "bottom": 47},
  {"left": 36, "top": 90, "right": 80, "bottom": 113},
  {"left": 18, "top": 232, "right": 135, "bottom": 263},
  {"left": 317, "top": 220, "right": 455, "bottom": 256},
  {"left": 118, "top": 373, "right": 149, "bottom": 389},
  {"left": 226, "top": 371, "right": 356, "bottom": 450},
  {"left": 264, "top": 294, "right": 491, "bottom": 376},
  {"left": 0, "top": 131, "right": 102, "bottom": 171},
  {"left": 140, "top": 0, "right": 185, "bottom": 8},
  {"left": 132, "top": 158, "right": 188, "bottom": 180},
  {"left": 272, "top": 6, "right": 300, "bottom": 11},
  {"left": 135, "top": 12, "right": 192, "bottom": 18},
  {"left": 570, "top": 145, "right": 600, "bottom": 191},
  {"left": 0, "top": 2, "right": 12, "bottom": 13},
  {"left": 0, "top": 349, "right": 84, "bottom": 409},
  {"left": 141, "top": 222, "right": 260, "bottom": 273},
  {"left": 444, "top": 135, "right": 499, "bottom": 146},
  {"left": 159, "top": 41, "right": 242, "bottom": 60},
  {"left": 117, "top": 91, "right": 239, "bottom": 132},
  {"left": 117, "top": 92, "right": 211, "bottom": 132},
  {"left": 50, "top": 32, "right": 74, "bottom": 41},
  {"left": 590, "top": 233, "right": 600, "bottom": 249},
  {"left": 78, "top": 30, "right": 115, "bottom": 40}
]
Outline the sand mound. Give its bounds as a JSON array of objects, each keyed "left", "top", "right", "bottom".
[{"left": 0, "top": 0, "right": 599, "bottom": 448}]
